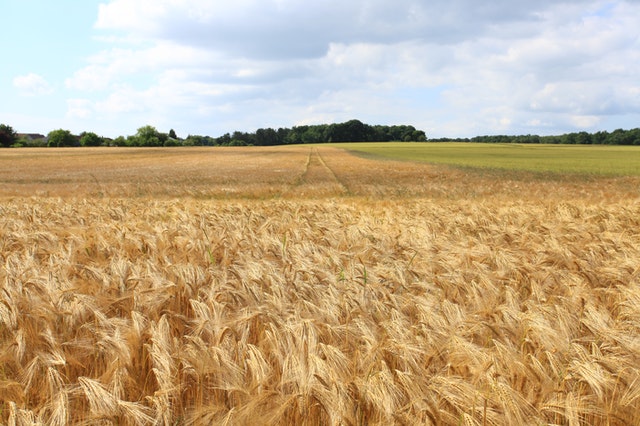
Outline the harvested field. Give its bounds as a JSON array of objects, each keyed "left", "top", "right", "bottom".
[
  {"left": 1, "top": 146, "right": 640, "bottom": 425},
  {"left": 2, "top": 145, "right": 639, "bottom": 200}
]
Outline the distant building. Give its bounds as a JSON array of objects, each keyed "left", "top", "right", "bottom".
[{"left": 18, "top": 133, "right": 46, "bottom": 140}]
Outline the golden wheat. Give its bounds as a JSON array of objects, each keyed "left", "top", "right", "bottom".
[{"left": 1, "top": 147, "right": 640, "bottom": 424}]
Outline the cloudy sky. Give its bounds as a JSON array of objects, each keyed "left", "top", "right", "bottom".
[{"left": 2, "top": 0, "right": 639, "bottom": 138}]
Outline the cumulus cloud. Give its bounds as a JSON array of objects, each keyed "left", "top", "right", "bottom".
[
  {"left": 95, "top": 0, "right": 554, "bottom": 59},
  {"left": 13, "top": 73, "right": 54, "bottom": 96},
  {"left": 67, "top": 0, "right": 640, "bottom": 136},
  {"left": 66, "top": 99, "right": 94, "bottom": 119}
]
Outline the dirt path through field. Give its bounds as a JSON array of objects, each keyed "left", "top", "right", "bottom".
[
  {"left": 2, "top": 146, "right": 639, "bottom": 201},
  {"left": 281, "top": 147, "right": 349, "bottom": 197}
]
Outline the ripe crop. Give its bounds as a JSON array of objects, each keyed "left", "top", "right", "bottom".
[{"left": 1, "top": 146, "right": 639, "bottom": 424}]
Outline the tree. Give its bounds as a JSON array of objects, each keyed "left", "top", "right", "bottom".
[
  {"left": 326, "top": 119, "right": 368, "bottom": 142},
  {"left": 112, "top": 136, "right": 127, "bottom": 147},
  {"left": 575, "top": 131, "right": 592, "bottom": 145},
  {"left": 163, "top": 137, "right": 181, "bottom": 147},
  {"left": 629, "top": 128, "right": 640, "bottom": 145},
  {"left": 217, "top": 133, "right": 231, "bottom": 146},
  {"left": 135, "top": 125, "right": 162, "bottom": 147},
  {"left": 255, "top": 128, "right": 279, "bottom": 146},
  {"left": 592, "top": 131, "right": 609, "bottom": 145},
  {"left": 301, "top": 126, "right": 326, "bottom": 144},
  {"left": 168, "top": 129, "right": 178, "bottom": 139},
  {"left": 47, "top": 129, "right": 78, "bottom": 147},
  {"left": 607, "top": 129, "right": 629, "bottom": 145},
  {"left": 286, "top": 126, "right": 306, "bottom": 144},
  {"left": 79, "top": 132, "right": 103, "bottom": 147},
  {"left": 229, "top": 131, "right": 254, "bottom": 146},
  {"left": 184, "top": 135, "right": 217, "bottom": 146},
  {"left": 409, "top": 130, "right": 427, "bottom": 142},
  {"left": 0, "top": 124, "right": 18, "bottom": 147}
]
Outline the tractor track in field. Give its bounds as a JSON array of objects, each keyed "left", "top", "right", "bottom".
[{"left": 282, "top": 147, "right": 349, "bottom": 197}]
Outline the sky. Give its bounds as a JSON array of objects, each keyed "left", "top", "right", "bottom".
[{"left": 1, "top": 0, "right": 639, "bottom": 139}]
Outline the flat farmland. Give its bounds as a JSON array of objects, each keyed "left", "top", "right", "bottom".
[
  {"left": 2, "top": 145, "right": 639, "bottom": 199},
  {"left": 1, "top": 145, "right": 640, "bottom": 425},
  {"left": 338, "top": 142, "right": 640, "bottom": 176}
]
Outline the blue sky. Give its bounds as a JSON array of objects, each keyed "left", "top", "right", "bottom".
[{"left": 2, "top": 0, "right": 639, "bottom": 138}]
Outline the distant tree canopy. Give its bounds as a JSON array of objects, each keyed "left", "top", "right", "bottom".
[
  {"left": 47, "top": 129, "right": 78, "bottom": 147},
  {"left": 430, "top": 128, "right": 640, "bottom": 145},
  {"left": 79, "top": 132, "right": 103, "bottom": 147},
  {"left": 122, "top": 125, "right": 177, "bottom": 147},
  {"left": 3, "top": 120, "right": 640, "bottom": 148},
  {"left": 0, "top": 124, "right": 18, "bottom": 147},
  {"left": 183, "top": 134, "right": 217, "bottom": 146},
  {"left": 127, "top": 125, "right": 164, "bottom": 147},
  {"left": 217, "top": 120, "right": 428, "bottom": 146}
]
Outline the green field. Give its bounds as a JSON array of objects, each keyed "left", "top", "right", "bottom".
[{"left": 335, "top": 142, "right": 640, "bottom": 176}]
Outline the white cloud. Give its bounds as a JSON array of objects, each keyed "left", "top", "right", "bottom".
[
  {"left": 97, "top": 0, "right": 590, "bottom": 61},
  {"left": 66, "top": 43, "right": 215, "bottom": 92},
  {"left": 570, "top": 115, "right": 601, "bottom": 128},
  {"left": 64, "top": 0, "right": 640, "bottom": 137},
  {"left": 66, "top": 64, "right": 112, "bottom": 91},
  {"left": 13, "top": 73, "right": 54, "bottom": 96},
  {"left": 66, "top": 99, "right": 94, "bottom": 119}
]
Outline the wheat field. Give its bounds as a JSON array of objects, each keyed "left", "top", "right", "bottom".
[{"left": 1, "top": 146, "right": 640, "bottom": 425}]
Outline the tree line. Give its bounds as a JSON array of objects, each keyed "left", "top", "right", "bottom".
[
  {"left": 2, "top": 120, "right": 640, "bottom": 148},
  {"left": 431, "top": 128, "right": 640, "bottom": 145},
  {"left": 0, "top": 120, "right": 425, "bottom": 148}
]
